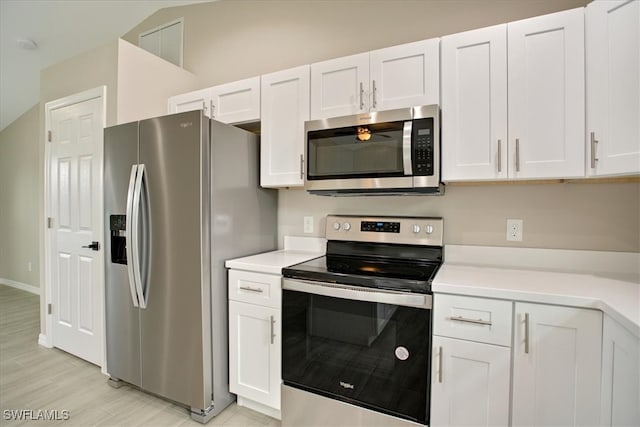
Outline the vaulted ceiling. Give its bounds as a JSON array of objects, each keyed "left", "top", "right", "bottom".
[{"left": 0, "top": 0, "right": 211, "bottom": 131}]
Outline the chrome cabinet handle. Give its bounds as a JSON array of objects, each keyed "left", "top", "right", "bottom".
[
  {"left": 372, "top": 80, "right": 377, "bottom": 109},
  {"left": 359, "top": 82, "right": 364, "bottom": 110},
  {"left": 210, "top": 100, "right": 215, "bottom": 118},
  {"left": 270, "top": 315, "right": 276, "bottom": 344},
  {"left": 202, "top": 101, "right": 207, "bottom": 114},
  {"left": 447, "top": 315, "right": 492, "bottom": 326},
  {"left": 524, "top": 313, "right": 530, "bottom": 354},
  {"left": 300, "top": 154, "right": 304, "bottom": 180},
  {"left": 239, "top": 286, "right": 263, "bottom": 293},
  {"left": 438, "top": 346, "right": 443, "bottom": 383},
  {"left": 590, "top": 132, "right": 598, "bottom": 169},
  {"left": 515, "top": 138, "right": 521, "bottom": 172},
  {"left": 497, "top": 139, "right": 502, "bottom": 173}
]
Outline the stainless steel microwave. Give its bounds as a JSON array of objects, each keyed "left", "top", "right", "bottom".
[{"left": 304, "top": 105, "right": 442, "bottom": 196}]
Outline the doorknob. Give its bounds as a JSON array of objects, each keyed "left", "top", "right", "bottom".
[{"left": 82, "top": 241, "right": 100, "bottom": 251}]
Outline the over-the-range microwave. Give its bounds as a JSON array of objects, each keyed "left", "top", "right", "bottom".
[{"left": 304, "top": 105, "right": 443, "bottom": 196}]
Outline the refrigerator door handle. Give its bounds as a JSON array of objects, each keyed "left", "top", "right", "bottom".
[
  {"left": 131, "top": 164, "right": 147, "bottom": 309},
  {"left": 125, "top": 165, "right": 139, "bottom": 307}
]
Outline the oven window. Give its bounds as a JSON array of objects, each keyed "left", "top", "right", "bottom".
[
  {"left": 282, "top": 289, "right": 431, "bottom": 425},
  {"left": 307, "top": 122, "right": 405, "bottom": 180}
]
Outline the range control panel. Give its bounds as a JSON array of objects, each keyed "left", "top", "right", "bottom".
[{"left": 326, "top": 215, "right": 443, "bottom": 247}]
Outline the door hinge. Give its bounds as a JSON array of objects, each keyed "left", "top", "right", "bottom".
[
  {"left": 47, "top": 303, "right": 52, "bottom": 315},
  {"left": 47, "top": 217, "right": 54, "bottom": 229},
  {"left": 47, "top": 130, "right": 52, "bottom": 142}
]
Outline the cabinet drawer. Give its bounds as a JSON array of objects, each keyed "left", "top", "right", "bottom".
[
  {"left": 433, "top": 294, "right": 512, "bottom": 347},
  {"left": 228, "top": 270, "right": 282, "bottom": 308}
]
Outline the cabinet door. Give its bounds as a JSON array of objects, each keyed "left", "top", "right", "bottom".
[
  {"left": 441, "top": 24, "right": 508, "bottom": 181},
  {"left": 370, "top": 38, "right": 440, "bottom": 112},
  {"left": 167, "top": 87, "right": 213, "bottom": 118},
  {"left": 209, "top": 76, "right": 260, "bottom": 124},
  {"left": 508, "top": 8, "right": 585, "bottom": 179},
  {"left": 586, "top": 0, "right": 640, "bottom": 176},
  {"left": 512, "top": 303, "right": 602, "bottom": 426},
  {"left": 431, "top": 336, "right": 511, "bottom": 427},
  {"left": 229, "top": 301, "right": 281, "bottom": 410},
  {"left": 310, "top": 53, "right": 369, "bottom": 119},
  {"left": 600, "top": 315, "right": 640, "bottom": 427},
  {"left": 260, "top": 65, "right": 310, "bottom": 188}
]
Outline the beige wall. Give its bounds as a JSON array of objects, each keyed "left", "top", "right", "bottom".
[
  {"left": 279, "top": 182, "right": 640, "bottom": 252},
  {"left": 0, "top": 105, "right": 41, "bottom": 287},
  {"left": 123, "top": 0, "right": 589, "bottom": 88}
]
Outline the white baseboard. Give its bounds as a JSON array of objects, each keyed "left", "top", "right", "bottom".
[
  {"left": 38, "top": 333, "right": 52, "bottom": 348},
  {"left": 0, "top": 277, "right": 40, "bottom": 295}
]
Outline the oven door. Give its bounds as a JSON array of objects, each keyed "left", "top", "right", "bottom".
[{"left": 282, "top": 279, "right": 432, "bottom": 425}]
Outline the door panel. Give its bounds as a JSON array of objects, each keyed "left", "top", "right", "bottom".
[
  {"left": 138, "top": 111, "right": 209, "bottom": 410},
  {"left": 104, "top": 122, "right": 141, "bottom": 385},
  {"left": 49, "top": 95, "right": 104, "bottom": 365}
]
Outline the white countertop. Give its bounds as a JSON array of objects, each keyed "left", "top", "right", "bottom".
[
  {"left": 433, "top": 262, "right": 640, "bottom": 338},
  {"left": 225, "top": 236, "right": 326, "bottom": 275}
]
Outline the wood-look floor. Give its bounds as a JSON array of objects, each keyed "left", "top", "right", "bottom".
[{"left": 0, "top": 285, "right": 280, "bottom": 427}]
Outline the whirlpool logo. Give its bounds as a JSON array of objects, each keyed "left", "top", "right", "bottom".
[{"left": 339, "top": 381, "right": 355, "bottom": 390}]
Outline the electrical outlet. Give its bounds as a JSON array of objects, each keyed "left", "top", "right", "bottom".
[
  {"left": 303, "top": 216, "right": 314, "bottom": 234},
  {"left": 506, "top": 219, "right": 523, "bottom": 242}
]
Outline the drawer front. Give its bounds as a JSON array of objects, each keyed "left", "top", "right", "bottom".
[
  {"left": 434, "top": 294, "right": 513, "bottom": 347},
  {"left": 228, "top": 270, "right": 282, "bottom": 308}
]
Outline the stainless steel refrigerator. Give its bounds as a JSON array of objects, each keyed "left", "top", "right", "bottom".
[{"left": 104, "top": 110, "right": 277, "bottom": 423}]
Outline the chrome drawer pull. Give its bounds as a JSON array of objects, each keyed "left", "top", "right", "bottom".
[
  {"left": 270, "top": 315, "right": 276, "bottom": 344},
  {"left": 447, "top": 315, "right": 492, "bottom": 326},
  {"left": 438, "top": 346, "right": 443, "bottom": 383},
  {"left": 239, "top": 286, "right": 264, "bottom": 293},
  {"left": 524, "top": 312, "right": 530, "bottom": 354}
]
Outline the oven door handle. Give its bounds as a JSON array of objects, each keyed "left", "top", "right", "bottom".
[{"left": 283, "top": 278, "right": 432, "bottom": 309}]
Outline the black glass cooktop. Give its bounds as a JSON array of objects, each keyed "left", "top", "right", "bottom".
[{"left": 282, "top": 241, "right": 442, "bottom": 294}]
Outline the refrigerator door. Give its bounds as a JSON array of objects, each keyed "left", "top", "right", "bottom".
[
  {"left": 104, "top": 121, "right": 142, "bottom": 387},
  {"left": 137, "top": 111, "right": 212, "bottom": 412}
]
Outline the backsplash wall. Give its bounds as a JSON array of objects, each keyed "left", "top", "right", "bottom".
[{"left": 278, "top": 182, "right": 640, "bottom": 252}]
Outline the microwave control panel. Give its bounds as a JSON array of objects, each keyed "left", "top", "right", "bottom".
[{"left": 412, "top": 118, "right": 434, "bottom": 176}]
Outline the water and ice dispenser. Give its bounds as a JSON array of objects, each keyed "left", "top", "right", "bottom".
[{"left": 110, "top": 215, "right": 127, "bottom": 264}]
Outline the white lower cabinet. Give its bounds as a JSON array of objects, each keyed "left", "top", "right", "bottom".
[
  {"left": 228, "top": 301, "right": 281, "bottom": 411},
  {"left": 512, "top": 302, "right": 603, "bottom": 426},
  {"left": 600, "top": 315, "right": 640, "bottom": 427},
  {"left": 431, "top": 294, "right": 512, "bottom": 427},
  {"left": 228, "top": 269, "right": 282, "bottom": 418},
  {"left": 431, "top": 336, "right": 511, "bottom": 427}
]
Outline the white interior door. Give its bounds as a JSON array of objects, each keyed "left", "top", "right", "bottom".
[{"left": 47, "top": 88, "right": 105, "bottom": 366}]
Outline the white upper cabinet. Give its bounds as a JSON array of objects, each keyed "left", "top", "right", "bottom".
[
  {"left": 260, "top": 65, "right": 310, "bottom": 188},
  {"left": 209, "top": 76, "right": 260, "bottom": 124},
  {"left": 310, "top": 53, "right": 369, "bottom": 119},
  {"left": 168, "top": 76, "right": 260, "bottom": 124},
  {"left": 512, "top": 303, "right": 602, "bottom": 427},
  {"left": 508, "top": 8, "right": 585, "bottom": 179},
  {"left": 586, "top": 0, "right": 640, "bottom": 176},
  {"left": 168, "top": 87, "right": 213, "bottom": 118},
  {"left": 441, "top": 24, "right": 508, "bottom": 181},
  {"left": 310, "top": 39, "right": 439, "bottom": 120},
  {"left": 369, "top": 39, "right": 440, "bottom": 111}
]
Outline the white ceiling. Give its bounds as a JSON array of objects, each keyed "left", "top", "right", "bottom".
[{"left": 0, "top": 0, "right": 211, "bottom": 131}]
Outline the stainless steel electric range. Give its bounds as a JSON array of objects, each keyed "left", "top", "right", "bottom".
[{"left": 281, "top": 215, "right": 444, "bottom": 427}]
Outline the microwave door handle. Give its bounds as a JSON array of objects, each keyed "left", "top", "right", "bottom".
[{"left": 402, "top": 121, "right": 413, "bottom": 175}]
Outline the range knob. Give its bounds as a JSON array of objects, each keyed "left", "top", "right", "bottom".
[
  {"left": 333, "top": 222, "right": 341, "bottom": 231},
  {"left": 343, "top": 222, "right": 351, "bottom": 231},
  {"left": 424, "top": 224, "right": 434, "bottom": 234},
  {"left": 412, "top": 224, "right": 421, "bottom": 234}
]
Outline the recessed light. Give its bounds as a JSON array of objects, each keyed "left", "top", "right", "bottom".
[{"left": 16, "top": 37, "right": 38, "bottom": 50}]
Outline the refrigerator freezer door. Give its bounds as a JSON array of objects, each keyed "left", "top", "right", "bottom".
[
  {"left": 104, "top": 122, "right": 142, "bottom": 387},
  {"left": 138, "top": 111, "right": 212, "bottom": 412}
]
